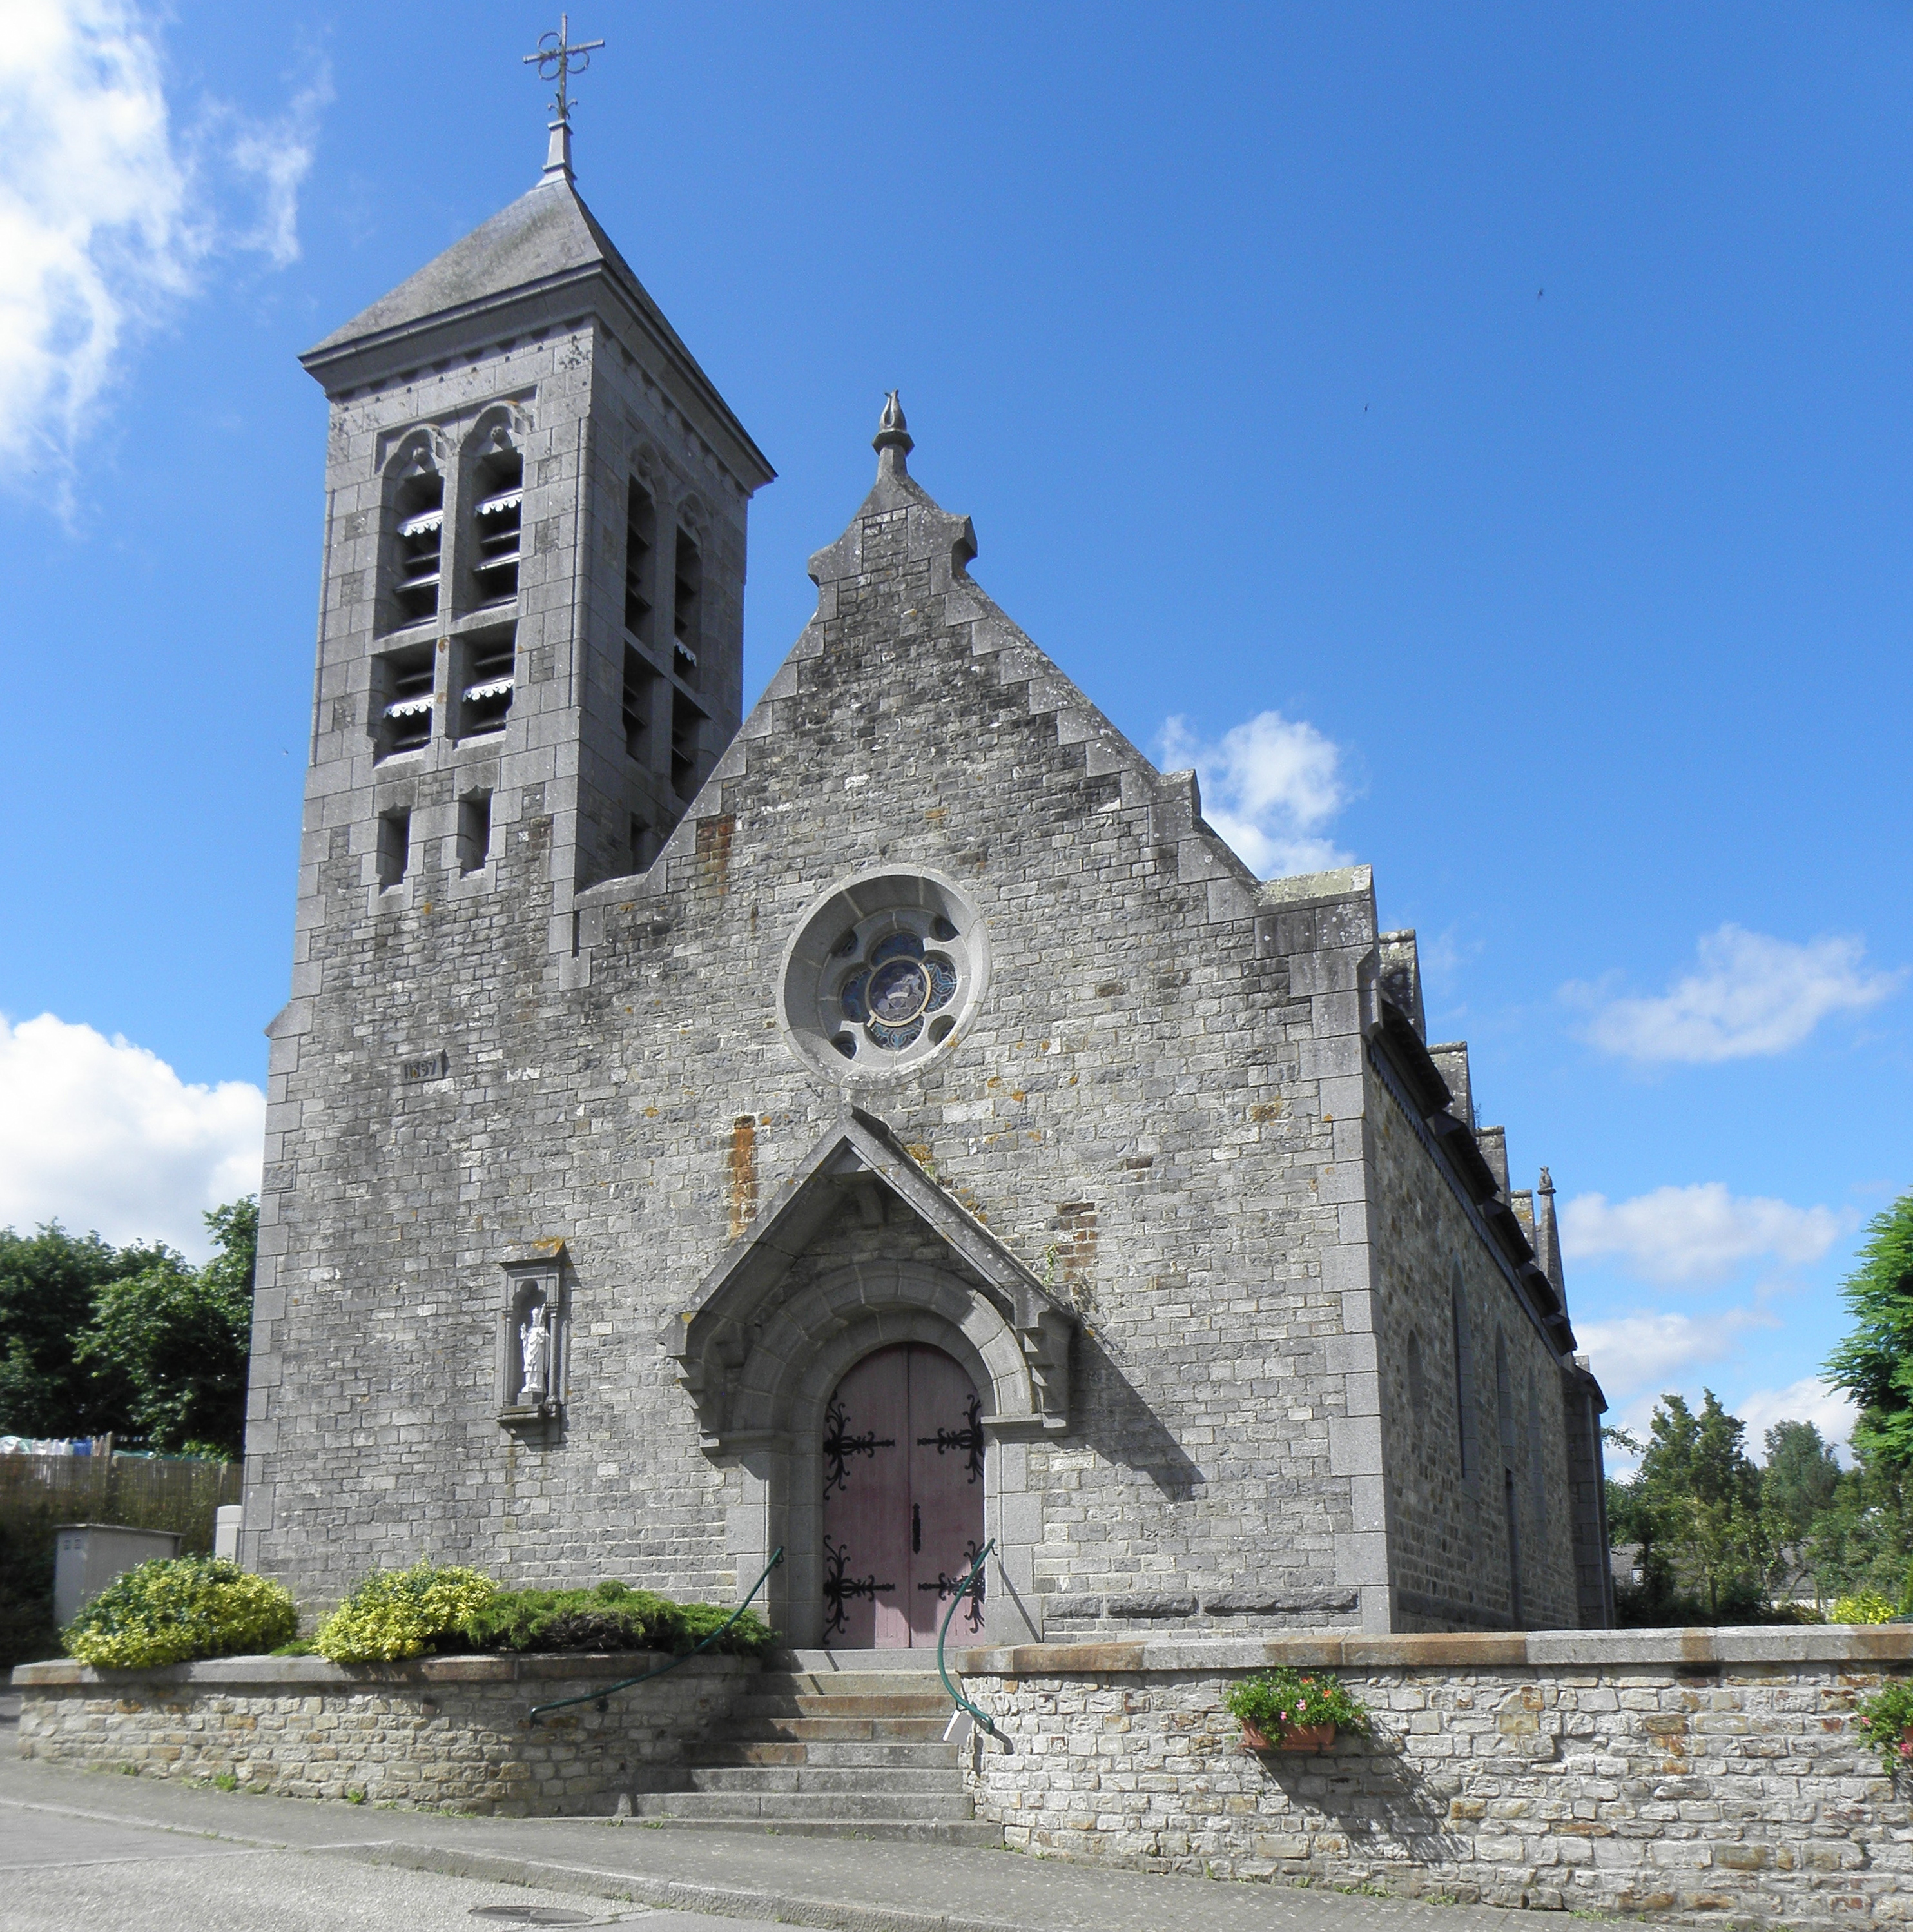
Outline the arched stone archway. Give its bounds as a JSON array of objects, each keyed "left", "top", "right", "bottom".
[{"left": 663, "top": 1111, "right": 1077, "bottom": 1647}]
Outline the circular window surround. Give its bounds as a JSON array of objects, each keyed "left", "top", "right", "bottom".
[{"left": 777, "top": 868, "right": 990, "bottom": 1087}]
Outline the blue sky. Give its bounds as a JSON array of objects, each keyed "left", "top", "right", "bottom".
[{"left": 0, "top": 1, "right": 1907, "bottom": 1461}]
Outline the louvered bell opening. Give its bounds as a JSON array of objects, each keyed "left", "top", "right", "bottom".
[
  {"left": 460, "top": 632, "right": 515, "bottom": 737},
  {"left": 393, "top": 498, "right": 443, "bottom": 624},
  {"left": 377, "top": 646, "right": 435, "bottom": 757},
  {"left": 472, "top": 454, "right": 523, "bottom": 603},
  {"left": 625, "top": 480, "right": 654, "bottom": 639},
  {"left": 672, "top": 531, "right": 701, "bottom": 689},
  {"left": 670, "top": 687, "right": 705, "bottom": 802},
  {"left": 621, "top": 644, "right": 655, "bottom": 761}
]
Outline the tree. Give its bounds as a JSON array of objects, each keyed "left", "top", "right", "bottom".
[
  {"left": 1827, "top": 1193, "right": 1913, "bottom": 1470},
  {"left": 0, "top": 1224, "right": 169, "bottom": 1439},
  {"left": 1615, "top": 1390, "right": 1777, "bottom": 1620},
  {"left": 1763, "top": 1420, "right": 1842, "bottom": 1544},
  {"left": 74, "top": 1200, "right": 257, "bottom": 1458}
]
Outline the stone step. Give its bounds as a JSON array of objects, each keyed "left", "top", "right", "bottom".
[
  {"left": 757, "top": 1672, "right": 950, "bottom": 1695},
  {"left": 739, "top": 1715, "right": 952, "bottom": 1742},
  {"left": 732, "top": 1693, "right": 954, "bottom": 1719},
  {"left": 679, "top": 1766, "right": 966, "bottom": 1795},
  {"left": 622, "top": 1817, "right": 1004, "bottom": 1847},
  {"left": 690, "top": 1739, "right": 961, "bottom": 1770},
  {"left": 631, "top": 1790, "right": 974, "bottom": 1823}
]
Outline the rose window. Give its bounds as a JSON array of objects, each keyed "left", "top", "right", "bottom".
[
  {"left": 780, "top": 872, "right": 987, "bottom": 1082},
  {"left": 835, "top": 926, "right": 960, "bottom": 1053}
]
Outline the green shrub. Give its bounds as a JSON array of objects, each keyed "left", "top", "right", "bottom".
[
  {"left": 458, "top": 1577, "right": 775, "bottom": 1656},
  {"left": 1855, "top": 1678, "right": 1913, "bottom": 1777},
  {"left": 313, "top": 1563, "right": 497, "bottom": 1663},
  {"left": 63, "top": 1557, "right": 296, "bottom": 1668},
  {"left": 1832, "top": 1589, "right": 1898, "bottom": 1625},
  {"left": 1223, "top": 1668, "right": 1372, "bottom": 1742}
]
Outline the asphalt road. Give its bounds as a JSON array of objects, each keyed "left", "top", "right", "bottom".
[
  {"left": 0, "top": 1750, "right": 1529, "bottom": 1932},
  {"left": 0, "top": 1799, "right": 782, "bottom": 1932}
]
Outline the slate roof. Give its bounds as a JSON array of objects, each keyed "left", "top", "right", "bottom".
[
  {"left": 309, "top": 175, "right": 641, "bottom": 356},
  {"left": 301, "top": 171, "right": 773, "bottom": 487}
]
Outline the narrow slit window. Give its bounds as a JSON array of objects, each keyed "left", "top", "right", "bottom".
[
  {"left": 1450, "top": 1269, "right": 1477, "bottom": 1485},
  {"left": 377, "top": 810, "right": 410, "bottom": 889},
  {"left": 391, "top": 471, "right": 443, "bottom": 627},
  {"left": 471, "top": 447, "right": 523, "bottom": 603},
  {"left": 621, "top": 644, "right": 655, "bottom": 761},
  {"left": 624, "top": 482, "right": 654, "bottom": 640},
  {"left": 672, "top": 531, "right": 701, "bottom": 687},
  {"left": 670, "top": 688, "right": 704, "bottom": 801},
  {"left": 628, "top": 814, "right": 650, "bottom": 874},
  {"left": 375, "top": 643, "right": 435, "bottom": 758},
  {"left": 458, "top": 794, "right": 491, "bottom": 873},
  {"left": 458, "top": 629, "right": 515, "bottom": 738}
]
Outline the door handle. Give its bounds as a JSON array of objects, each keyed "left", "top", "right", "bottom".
[{"left": 913, "top": 1503, "right": 922, "bottom": 1554}]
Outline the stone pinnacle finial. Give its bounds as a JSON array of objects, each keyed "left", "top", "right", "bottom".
[
  {"left": 873, "top": 390, "right": 913, "bottom": 478},
  {"left": 1538, "top": 1166, "right": 1555, "bottom": 1195}
]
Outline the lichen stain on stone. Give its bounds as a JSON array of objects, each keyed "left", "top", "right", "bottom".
[
  {"left": 695, "top": 813, "right": 735, "bottom": 895},
  {"left": 727, "top": 1114, "right": 758, "bottom": 1239}
]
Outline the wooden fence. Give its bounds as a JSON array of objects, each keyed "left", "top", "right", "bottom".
[
  {"left": 1, "top": 1453, "right": 243, "bottom": 1669},
  {"left": 0, "top": 1452, "right": 240, "bottom": 1537}
]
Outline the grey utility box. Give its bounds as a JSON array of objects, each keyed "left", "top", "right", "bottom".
[{"left": 53, "top": 1524, "right": 182, "bottom": 1629}]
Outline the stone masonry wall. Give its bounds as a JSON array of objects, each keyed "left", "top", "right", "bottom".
[
  {"left": 952, "top": 1630, "right": 1913, "bottom": 1927},
  {"left": 1364, "top": 1048, "right": 1580, "bottom": 1632},
  {"left": 12, "top": 1651, "right": 755, "bottom": 1816}
]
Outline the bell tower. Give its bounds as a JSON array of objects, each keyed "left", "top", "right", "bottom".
[{"left": 293, "top": 73, "right": 773, "bottom": 927}]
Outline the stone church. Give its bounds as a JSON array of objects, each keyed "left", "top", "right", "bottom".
[{"left": 241, "top": 112, "right": 1613, "bottom": 1646}]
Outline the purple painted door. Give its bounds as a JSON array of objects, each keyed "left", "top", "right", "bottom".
[{"left": 821, "top": 1343, "right": 986, "bottom": 1648}]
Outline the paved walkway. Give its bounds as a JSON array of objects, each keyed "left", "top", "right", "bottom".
[{"left": 0, "top": 1755, "right": 1531, "bottom": 1932}]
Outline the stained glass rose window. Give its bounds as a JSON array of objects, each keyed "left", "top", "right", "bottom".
[{"left": 780, "top": 875, "right": 986, "bottom": 1082}]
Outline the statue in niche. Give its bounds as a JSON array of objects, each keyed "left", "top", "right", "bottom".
[{"left": 517, "top": 1301, "right": 552, "bottom": 1405}]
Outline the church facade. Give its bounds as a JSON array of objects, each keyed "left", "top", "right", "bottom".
[{"left": 242, "top": 129, "right": 1612, "bottom": 1644}]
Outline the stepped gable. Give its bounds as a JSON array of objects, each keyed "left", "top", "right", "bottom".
[{"left": 611, "top": 393, "right": 1263, "bottom": 928}]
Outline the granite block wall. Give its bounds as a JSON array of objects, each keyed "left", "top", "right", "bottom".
[
  {"left": 953, "top": 1630, "right": 1913, "bottom": 1927},
  {"left": 12, "top": 1652, "right": 755, "bottom": 1816},
  {"left": 1364, "top": 1047, "right": 1581, "bottom": 1632}
]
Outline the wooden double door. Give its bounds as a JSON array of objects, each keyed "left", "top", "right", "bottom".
[{"left": 821, "top": 1343, "right": 986, "bottom": 1648}]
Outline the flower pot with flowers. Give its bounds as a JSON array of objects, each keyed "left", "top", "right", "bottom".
[
  {"left": 1854, "top": 1679, "right": 1913, "bottom": 1779},
  {"left": 1224, "top": 1668, "right": 1374, "bottom": 1753}
]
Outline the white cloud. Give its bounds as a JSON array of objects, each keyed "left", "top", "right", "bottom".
[
  {"left": 0, "top": 0, "right": 327, "bottom": 478},
  {"left": 1158, "top": 710, "right": 1352, "bottom": 879},
  {"left": 1561, "top": 1182, "right": 1844, "bottom": 1285},
  {"left": 0, "top": 1012, "right": 264, "bottom": 1260},
  {"left": 1737, "top": 1377, "right": 1860, "bottom": 1463},
  {"left": 1574, "top": 1307, "right": 1775, "bottom": 1407},
  {"left": 1568, "top": 925, "right": 1901, "bottom": 1065}
]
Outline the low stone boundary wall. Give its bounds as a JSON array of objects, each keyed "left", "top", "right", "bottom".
[
  {"left": 951, "top": 1628, "right": 1913, "bottom": 1927},
  {"left": 11, "top": 1650, "right": 758, "bottom": 1815}
]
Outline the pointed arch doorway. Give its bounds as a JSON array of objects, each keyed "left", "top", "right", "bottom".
[{"left": 821, "top": 1343, "right": 985, "bottom": 1648}]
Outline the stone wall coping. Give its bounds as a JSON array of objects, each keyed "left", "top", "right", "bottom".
[
  {"left": 12, "top": 1649, "right": 764, "bottom": 1690},
  {"left": 952, "top": 1623, "right": 1913, "bottom": 1675}
]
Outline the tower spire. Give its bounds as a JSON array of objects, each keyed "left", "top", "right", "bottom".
[
  {"left": 873, "top": 390, "right": 913, "bottom": 479},
  {"left": 524, "top": 15, "right": 604, "bottom": 183}
]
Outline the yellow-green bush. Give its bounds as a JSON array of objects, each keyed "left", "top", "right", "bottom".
[
  {"left": 63, "top": 1557, "right": 296, "bottom": 1668},
  {"left": 1830, "top": 1588, "right": 1898, "bottom": 1625},
  {"left": 313, "top": 1563, "right": 497, "bottom": 1662}
]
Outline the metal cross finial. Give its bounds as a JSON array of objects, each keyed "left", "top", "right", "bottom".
[{"left": 524, "top": 15, "right": 603, "bottom": 128}]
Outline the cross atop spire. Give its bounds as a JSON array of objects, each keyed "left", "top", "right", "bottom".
[
  {"left": 525, "top": 15, "right": 604, "bottom": 182},
  {"left": 873, "top": 390, "right": 913, "bottom": 478}
]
